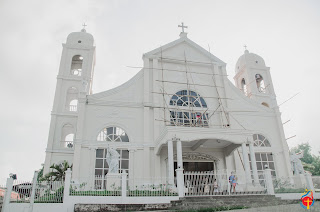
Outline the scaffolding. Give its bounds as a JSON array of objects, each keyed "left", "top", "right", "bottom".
[{"left": 147, "top": 47, "right": 233, "bottom": 129}]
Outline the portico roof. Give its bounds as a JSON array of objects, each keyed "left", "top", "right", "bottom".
[{"left": 155, "top": 126, "right": 255, "bottom": 155}]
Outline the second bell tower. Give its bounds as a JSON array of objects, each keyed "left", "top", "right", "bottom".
[{"left": 234, "top": 49, "right": 277, "bottom": 108}]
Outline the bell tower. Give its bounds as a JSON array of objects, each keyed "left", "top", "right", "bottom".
[
  {"left": 234, "top": 49, "right": 276, "bottom": 108},
  {"left": 44, "top": 28, "right": 96, "bottom": 174}
]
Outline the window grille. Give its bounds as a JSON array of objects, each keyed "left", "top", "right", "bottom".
[
  {"left": 169, "top": 90, "right": 209, "bottom": 127},
  {"left": 253, "top": 134, "right": 271, "bottom": 147}
]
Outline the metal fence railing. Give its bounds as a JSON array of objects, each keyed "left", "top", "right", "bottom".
[
  {"left": 127, "top": 177, "right": 178, "bottom": 197},
  {"left": 10, "top": 180, "right": 32, "bottom": 203},
  {"left": 68, "top": 176, "right": 178, "bottom": 197},
  {"left": 184, "top": 171, "right": 266, "bottom": 196},
  {"left": 69, "top": 176, "right": 121, "bottom": 196},
  {"left": 10, "top": 180, "right": 64, "bottom": 203},
  {"left": 184, "top": 172, "right": 228, "bottom": 196},
  {"left": 34, "top": 181, "right": 64, "bottom": 203}
]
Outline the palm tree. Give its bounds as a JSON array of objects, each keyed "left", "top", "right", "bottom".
[{"left": 44, "top": 160, "right": 72, "bottom": 181}]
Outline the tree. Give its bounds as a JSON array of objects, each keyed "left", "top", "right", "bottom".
[
  {"left": 37, "top": 166, "right": 44, "bottom": 181},
  {"left": 291, "top": 143, "right": 313, "bottom": 164},
  {"left": 43, "top": 160, "right": 72, "bottom": 181},
  {"left": 291, "top": 142, "right": 320, "bottom": 176}
]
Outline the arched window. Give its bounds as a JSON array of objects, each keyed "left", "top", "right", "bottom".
[
  {"left": 61, "top": 124, "right": 75, "bottom": 148},
  {"left": 253, "top": 134, "right": 271, "bottom": 147},
  {"left": 255, "top": 74, "right": 266, "bottom": 93},
  {"left": 69, "top": 99, "right": 78, "bottom": 112},
  {"left": 95, "top": 126, "right": 129, "bottom": 188},
  {"left": 97, "top": 126, "right": 129, "bottom": 142},
  {"left": 250, "top": 134, "right": 275, "bottom": 176},
  {"left": 169, "top": 90, "right": 208, "bottom": 127},
  {"left": 71, "top": 55, "right": 83, "bottom": 76},
  {"left": 241, "top": 78, "right": 248, "bottom": 96}
]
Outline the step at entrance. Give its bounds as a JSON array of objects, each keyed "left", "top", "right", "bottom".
[{"left": 171, "top": 195, "right": 298, "bottom": 210}]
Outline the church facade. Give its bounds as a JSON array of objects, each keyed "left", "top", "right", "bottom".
[{"left": 43, "top": 27, "right": 293, "bottom": 191}]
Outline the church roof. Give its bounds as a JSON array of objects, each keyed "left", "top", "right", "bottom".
[{"left": 143, "top": 33, "right": 226, "bottom": 65}]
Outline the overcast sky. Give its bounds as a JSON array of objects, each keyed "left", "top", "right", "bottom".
[{"left": 0, "top": 0, "right": 319, "bottom": 184}]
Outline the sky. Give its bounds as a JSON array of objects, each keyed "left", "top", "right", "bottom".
[{"left": 0, "top": 0, "right": 320, "bottom": 184}]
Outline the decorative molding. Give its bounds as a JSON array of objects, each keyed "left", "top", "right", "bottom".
[{"left": 172, "top": 152, "right": 219, "bottom": 161}]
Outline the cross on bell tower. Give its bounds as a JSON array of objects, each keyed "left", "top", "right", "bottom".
[{"left": 81, "top": 23, "right": 87, "bottom": 32}]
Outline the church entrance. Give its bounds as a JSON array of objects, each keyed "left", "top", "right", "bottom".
[{"left": 174, "top": 161, "right": 214, "bottom": 172}]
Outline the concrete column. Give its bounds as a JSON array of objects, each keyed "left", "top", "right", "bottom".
[
  {"left": 129, "top": 149, "right": 135, "bottom": 178},
  {"left": 176, "top": 138, "right": 184, "bottom": 197},
  {"left": 154, "top": 153, "right": 161, "bottom": 177},
  {"left": 249, "top": 142, "right": 260, "bottom": 186},
  {"left": 176, "top": 139, "right": 183, "bottom": 169},
  {"left": 129, "top": 149, "right": 135, "bottom": 189},
  {"left": 28, "top": 171, "right": 39, "bottom": 212},
  {"left": 143, "top": 147, "right": 150, "bottom": 177},
  {"left": 121, "top": 170, "right": 128, "bottom": 197},
  {"left": 63, "top": 168, "right": 72, "bottom": 203},
  {"left": 72, "top": 142, "right": 82, "bottom": 180},
  {"left": 167, "top": 139, "right": 174, "bottom": 186},
  {"left": 2, "top": 177, "right": 14, "bottom": 212},
  {"left": 264, "top": 168, "right": 274, "bottom": 195},
  {"left": 89, "top": 147, "right": 96, "bottom": 189},
  {"left": 241, "top": 142, "right": 252, "bottom": 185}
]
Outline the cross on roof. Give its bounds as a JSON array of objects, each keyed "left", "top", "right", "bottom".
[
  {"left": 244, "top": 45, "right": 247, "bottom": 50},
  {"left": 178, "top": 22, "right": 188, "bottom": 33},
  {"left": 82, "top": 23, "right": 87, "bottom": 29}
]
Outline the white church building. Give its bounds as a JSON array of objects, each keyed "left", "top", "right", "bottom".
[{"left": 43, "top": 25, "right": 293, "bottom": 192}]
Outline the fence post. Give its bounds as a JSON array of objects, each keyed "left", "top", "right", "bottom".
[
  {"left": 2, "top": 177, "right": 14, "bottom": 212},
  {"left": 305, "top": 172, "right": 315, "bottom": 192},
  {"left": 264, "top": 168, "right": 274, "bottom": 195},
  {"left": 176, "top": 169, "right": 184, "bottom": 197},
  {"left": 63, "top": 168, "right": 72, "bottom": 203},
  {"left": 121, "top": 170, "right": 127, "bottom": 198},
  {"left": 28, "top": 171, "right": 39, "bottom": 212}
]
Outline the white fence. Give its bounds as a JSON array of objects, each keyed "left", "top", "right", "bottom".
[
  {"left": 127, "top": 177, "right": 177, "bottom": 197},
  {"left": 184, "top": 171, "right": 267, "bottom": 196},
  {"left": 1, "top": 168, "right": 279, "bottom": 212},
  {"left": 68, "top": 175, "right": 177, "bottom": 197},
  {"left": 10, "top": 180, "right": 32, "bottom": 203},
  {"left": 69, "top": 175, "right": 121, "bottom": 196}
]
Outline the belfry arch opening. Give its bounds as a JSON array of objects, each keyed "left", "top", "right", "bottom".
[
  {"left": 66, "top": 87, "right": 78, "bottom": 112},
  {"left": 241, "top": 78, "right": 248, "bottom": 96},
  {"left": 69, "top": 99, "right": 78, "bottom": 111},
  {"left": 255, "top": 74, "right": 266, "bottom": 93},
  {"left": 61, "top": 124, "right": 75, "bottom": 148},
  {"left": 71, "top": 55, "right": 83, "bottom": 76}
]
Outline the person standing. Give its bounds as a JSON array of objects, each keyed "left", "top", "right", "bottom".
[
  {"left": 213, "top": 179, "right": 218, "bottom": 192},
  {"left": 229, "top": 172, "right": 237, "bottom": 193}
]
